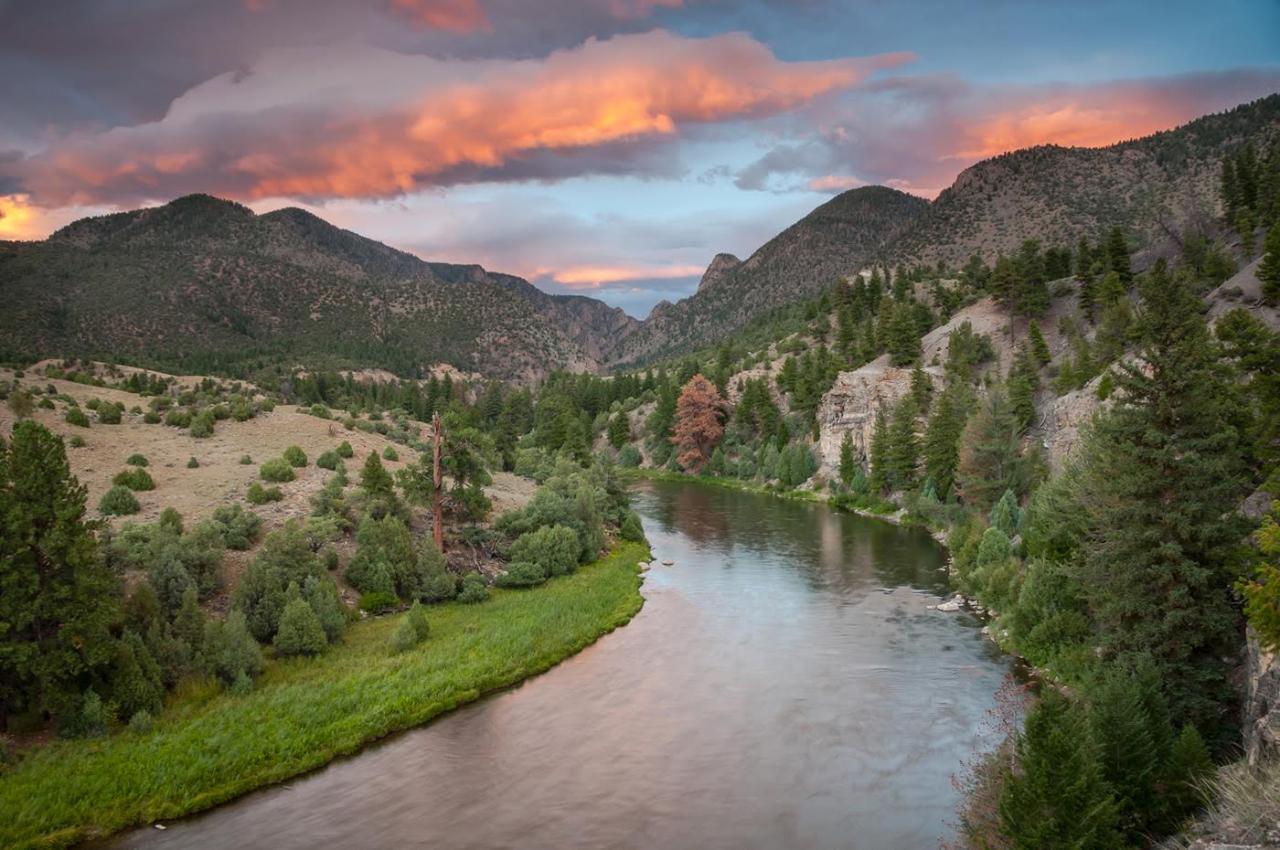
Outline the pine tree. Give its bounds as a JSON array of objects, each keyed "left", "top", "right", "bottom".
[
  {"left": 0, "top": 422, "right": 120, "bottom": 725},
  {"left": 1028, "top": 321, "right": 1051, "bottom": 366},
  {"left": 989, "top": 489, "right": 1020, "bottom": 536},
  {"left": 273, "top": 585, "right": 328, "bottom": 657},
  {"left": 1104, "top": 227, "right": 1132, "bottom": 283},
  {"left": 1007, "top": 350, "right": 1038, "bottom": 431},
  {"left": 923, "top": 387, "right": 966, "bottom": 499},
  {"left": 1074, "top": 263, "right": 1246, "bottom": 736},
  {"left": 910, "top": 364, "right": 932, "bottom": 413},
  {"left": 868, "top": 406, "right": 890, "bottom": 493},
  {"left": 885, "top": 302, "right": 921, "bottom": 366},
  {"left": 838, "top": 432, "right": 857, "bottom": 488},
  {"left": 672, "top": 375, "right": 726, "bottom": 474},
  {"left": 998, "top": 690, "right": 1122, "bottom": 850},
  {"left": 607, "top": 412, "right": 631, "bottom": 450},
  {"left": 1259, "top": 221, "right": 1280, "bottom": 303},
  {"left": 359, "top": 451, "right": 395, "bottom": 501},
  {"left": 1088, "top": 665, "right": 1167, "bottom": 839},
  {"left": 884, "top": 396, "right": 919, "bottom": 491},
  {"left": 957, "top": 386, "right": 1030, "bottom": 513}
]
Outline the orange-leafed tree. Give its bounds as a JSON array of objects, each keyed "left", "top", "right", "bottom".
[{"left": 672, "top": 374, "right": 727, "bottom": 474}]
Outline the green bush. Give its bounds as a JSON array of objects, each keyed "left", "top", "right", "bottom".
[
  {"left": 99, "top": 485, "right": 141, "bottom": 516},
  {"left": 273, "top": 592, "right": 328, "bottom": 657},
  {"left": 97, "top": 404, "right": 122, "bottom": 425},
  {"left": 619, "top": 511, "right": 645, "bottom": 543},
  {"left": 143, "top": 411, "right": 161, "bottom": 424},
  {"left": 126, "top": 453, "right": 149, "bottom": 467},
  {"left": 186, "top": 457, "right": 200, "bottom": 469},
  {"left": 345, "top": 516, "right": 436, "bottom": 599},
  {"left": 391, "top": 602, "right": 431, "bottom": 652},
  {"left": 128, "top": 710, "right": 154, "bottom": 735},
  {"left": 202, "top": 611, "right": 264, "bottom": 686},
  {"left": 337, "top": 441, "right": 354, "bottom": 458},
  {"left": 189, "top": 412, "right": 214, "bottom": 438},
  {"left": 68, "top": 435, "right": 86, "bottom": 447},
  {"left": 246, "top": 483, "right": 283, "bottom": 505},
  {"left": 158, "top": 507, "right": 184, "bottom": 535},
  {"left": 382, "top": 446, "right": 399, "bottom": 461},
  {"left": 421, "top": 570, "right": 458, "bottom": 602},
  {"left": 359, "top": 591, "right": 397, "bottom": 614},
  {"left": 495, "top": 562, "right": 547, "bottom": 588},
  {"left": 308, "top": 404, "right": 332, "bottom": 420},
  {"left": 65, "top": 407, "right": 90, "bottom": 428},
  {"left": 457, "top": 573, "right": 489, "bottom": 604},
  {"left": 112, "top": 467, "right": 156, "bottom": 492},
  {"left": 618, "top": 445, "right": 642, "bottom": 467},
  {"left": 283, "top": 445, "right": 307, "bottom": 468},
  {"left": 316, "top": 450, "right": 340, "bottom": 470},
  {"left": 164, "top": 409, "right": 191, "bottom": 428},
  {"left": 239, "top": 454, "right": 253, "bottom": 465},
  {"left": 260, "top": 458, "right": 296, "bottom": 482},
  {"left": 509, "top": 525, "right": 580, "bottom": 577},
  {"left": 210, "top": 503, "right": 263, "bottom": 550}
]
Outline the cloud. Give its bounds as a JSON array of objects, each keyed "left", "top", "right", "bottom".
[
  {"left": 5, "top": 31, "right": 909, "bottom": 209},
  {"left": 548, "top": 263, "right": 706, "bottom": 286},
  {"left": 735, "top": 67, "right": 1280, "bottom": 198},
  {"left": 389, "top": 0, "right": 491, "bottom": 31}
]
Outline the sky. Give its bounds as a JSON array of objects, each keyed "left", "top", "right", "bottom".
[{"left": 1, "top": 0, "right": 1278, "bottom": 317}]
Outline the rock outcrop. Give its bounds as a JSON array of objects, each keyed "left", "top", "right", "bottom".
[
  {"left": 815, "top": 355, "right": 921, "bottom": 472},
  {"left": 696, "top": 253, "right": 742, "bottom": 292},
  {"left": 1245, "top": 631, "right": 1280, "bottom": 767}
]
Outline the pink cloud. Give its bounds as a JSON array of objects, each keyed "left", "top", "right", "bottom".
[{"left": 7, "top": 32, "right": 909, "bottom": 209}]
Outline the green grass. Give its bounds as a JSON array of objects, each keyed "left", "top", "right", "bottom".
[{"left": 0, "top": 543, "right": 648, "bottom": 850}]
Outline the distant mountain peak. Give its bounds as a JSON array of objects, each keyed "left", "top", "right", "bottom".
[{"left": 697, "top": 253, "right": 742, "bottom": 292}]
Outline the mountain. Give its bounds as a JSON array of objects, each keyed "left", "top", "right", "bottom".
[
  {"left": 886, "top": 94, "right": 1280, "bottom": 268},
  {"left": 0, "top": 195, "right": 637, "bottom": 382},
  {"left": 607, "top": 185, "right": 929, "bottom": 367}
]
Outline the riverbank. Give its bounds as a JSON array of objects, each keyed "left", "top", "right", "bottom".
[{"left": 0, "top": 543, "right": 649, "bottom": 850}]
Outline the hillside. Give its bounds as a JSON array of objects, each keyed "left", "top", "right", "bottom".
[
  {"left": 606, "top": 186, "right": 928, "bottom": 367},
  {"left": 0, "top": 195, "right": 637, "bottom": 382},
  {"left": 887, "top": 94, "right": 1280, "bottom": 268}
]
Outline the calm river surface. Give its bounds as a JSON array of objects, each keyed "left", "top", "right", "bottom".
[{"left": 104, "top": 480, "right": 1014, "bottom": 850}]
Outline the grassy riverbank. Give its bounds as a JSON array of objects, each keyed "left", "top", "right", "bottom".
[{"left": 0, "top": 543, "right": 648, "bottom": 850}]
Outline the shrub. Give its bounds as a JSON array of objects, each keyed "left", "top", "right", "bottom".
[
  {"left": 283, "top": 445, "right": 307, "bottom": 468},
  {"left": 346, "top": 516, "right": 432, "bottom": 599},
  {"left": 128, "top": 710, "right": 154, "bottom": 735},
  {"left": 273, "top": 591, "right": 328, "bottom": 657},
  {"left": 619, "top": 511, "right": 645, "bottom": 543},
  {"left": 382, "top": 446, "right": 399, "bottom": 461},
  {"left": 495, "top": 561, "right": 547, "bottom": 588},
  {"left": 406, "top": 601, "right": 430, "bottom": 640},
  {"left": 113, "top": 467, "right": 156, "bottom": 491},
  {"left": 211, "top": 503, "right": 263, "bottom": 550},
  {"left": 186, "top": 457, "right": 200, "bottom": 469},
  {"left": 457, "top": 573, "right": 489, "bottom": 604},
  {"left": 61, "top": 690, "right": 108, "bottom": 739},
  {"left": 164, "top": 409, "right": 191, "bottom": 428},
  {"left": 308, "top": 404, "right": 332, "bottom": 419},
  {"left": 202, "top": 610, "right": 264, "bottom": 686},
  {"left": 189, "top": 411, "right": 214, "bottom": 438},
  {"left": 359, "top": 591, "right": 397, "bottom": 614},
  {"left": 257, "top": 398, "right": 276, "bottom": 414},
  {"left": 97, "top": 404, "right": 122, "bottom": 424},
  {"left": 618, "top": 445, "right": 642, "bottom": 467},
  {"left": 391, "top": 617, "right": 420, "bottom": 653},
  {"left": 143, "top": 411, "right": 161, "bottom": 424},
  {"left": 421, "top": 570, "right": 458, "bottom": 603},
  {"left": 321, "top": 547, "right": 340, "bottom": 570},
  {"left": 247, "top": 483, "right": 283, "bottom": 504},
  {"left": 337, "top": 440, "right": 354, "bottom": 458},
  {"left": 509, "top": 525, "right": 580, "bottom": 577},
  {"left": 316, "top": 450, "right": 340, "bottom": 470},
  {"left": 38, "top": 398, "right": 55, "bottom": 410},
  {"left": 304, "top": 575, "right": 348, "bottom": 642},
  {"left": 260, "top": 458, "right": 296, "bottom": 482},
  {"left": 158, "top": 507, "right": 184, "bottom": 534},
  {"left": 126, "top": 453, "right": 149, "bottom": 467},
  {"left": 239, "top": 454, "right": 253, "bottom": 465},
  {"left": 65, "top": 407, "right": 90, "bottom": 428},
  {"left": 232, "top": 522, "right": 324, "bottom": 641},
  {"left": 99, "top": 485, "right": 141, "bottom": 515},
  {"left": 68, "top": 434, "right": 86, "bottom": 447}
]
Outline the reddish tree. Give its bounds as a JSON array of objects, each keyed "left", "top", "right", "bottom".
[{"left": 672, "top": 374, "right": 727, "bottom": 474}]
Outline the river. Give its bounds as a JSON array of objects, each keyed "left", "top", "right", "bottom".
[{"left": 102, "top": 479, "right": 1015, "bottom": 850}]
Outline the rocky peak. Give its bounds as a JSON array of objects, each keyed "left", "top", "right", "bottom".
[{"left": 696, "top": 253, "right": 742, "bottom": 292}]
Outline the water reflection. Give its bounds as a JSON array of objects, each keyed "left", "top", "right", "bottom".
[{"left": 100, "top": 479, "right": 1011, "bottom": 850}]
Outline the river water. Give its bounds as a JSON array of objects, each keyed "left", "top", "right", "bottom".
[{"left": 103, "top": 480, "right": 1014, "bottom": 850}]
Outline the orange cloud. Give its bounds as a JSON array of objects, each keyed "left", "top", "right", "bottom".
[
  {"left": 8, "top": 33, "right": 909, "bottom": 208},
  {"left": 0, "top": 195, "right": 39, "bottom": 240},
  {"left": 390, "top": 0, "right": 490, "bottom": 31},
  {"left": 549, "top": 263, "right": 704, "bottom": 286},
  {"left": 608, "top": 0, "right": 684, "bottom": 19}
]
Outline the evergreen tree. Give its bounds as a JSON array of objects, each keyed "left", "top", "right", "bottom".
[
  {"left": 838, "top": 432, "right": 857, "bottom": 489},
  {"left": 1007, "top": 350, "right": 1038, "bottom": 430},
  {"left": 868, "top": 407, "right": 890, "bottom": 493},
  {"left": 923, "top": 387, "right": 966, "bottom": 499},
  {"left": 910, "top": 364, "right": 932, "bottom": 413},
  {"left": 1074, "top": 264, "right": 1246, "bottom": 736},
  {"left": 1088, "top": 665, "right": 1167, "bottom": 839},
  {"left": 989, "top": 489, "right": 1020, "bottom": 536},
  {"left": 0, "top": 422, "right": 120, "bottom": 726},
  {"left": 885, "top": 302, "right": 921, "bottom": 366},
  {"left": 273, "top": 587, "right": 328, "bottom": 657},
  {"left": 1028, "top": 321, "right": 1051, "bottom": 366},
  {"left": 957, "top": 386, "right": 1031, "bottom": 513},
  {"left": 1104, "top": 227, "right": 1132, "bottom": 283},
  {"left": 884, "top": 396, "right": 919, "bottom": 491},
  {"left": 359, "top": 452, "right": 395, "bottom": 502},
  {"left": 998, "top": 690, "right": 1122, "bottom": 850},
  {"left": 1259, "top": 221, "right": 1280, "bottom": 303}
]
